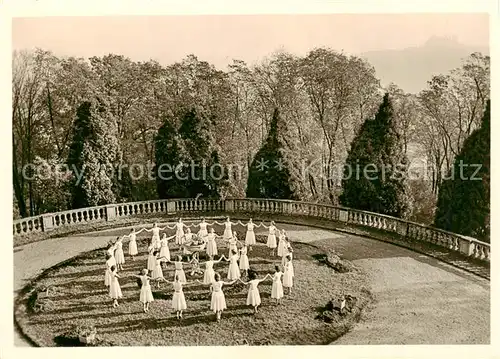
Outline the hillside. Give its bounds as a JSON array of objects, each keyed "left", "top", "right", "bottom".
[{"left": 360, "top": 36, "right": 489, "bottom": 94}]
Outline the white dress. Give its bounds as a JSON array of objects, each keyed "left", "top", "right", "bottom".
[
  {"left": 175, "top": 223, "right": 185, "bottom": 245},
  {"left": 139, "top": 276, "right": 154, "bottom": 303},
  {"left": 109, "top": 270, "right": 122, "bottom": 299},
  {"left": 152, "top": 257, "right": 164, "bottom": 280},
  {"left": 283, "top": 261, "right": 294, "bottom": 288},
  {"left": 199, "top": 222, "right": 208, "bottom": 238},
  {"left": 114, "top": 241, "right": 125, "bottom": 264},
  {"left": 128, "top": 233, "right": 138, "bottom": 256},
  {"left": 282, "top": 249, "right": 293, "bottom": 268},
  {"left": 206, "top": 233, "right": 218, "bottom": 257},
  {"left": 239, "top": 247, "right": 249, "bottom": 270},
  {"left": 171, "top": 281, "right": 187, "bottom": 310},
  {"left": 174, "top": 261, "right": 187, "bottom": 283},
  {"left": 271, "top": 272, "right": 284, "bottom": 299},
  {"left": 210, "top": 281, "right": 227, "bottom": 312},
  {"left": 223, "top": 222, "right": 232, "bottom": 240},
  {"left": 159, "top": 237, "right": 170, "bottom": 262},
  {"left": 151, "top": 227, "right": 160, "bottom": 243},
  {"left": 266, "top": 226, "right": 277, "bottom": 249},
  {"left": 246, "top": 279, "right": 261, "bottom": 306},
  {"left": 228, "top": 237, "right": 238, "bottom": 257},
  {"left": 104, "top": 257, "right": 115, "bottom": 286},
  {"left": 147, "top": 248, "right": 156, "bottom": 271},
  {"left": 185, "top": 232, "right": 193, "bottom": 244},
  {"left": 277, "top": 234, "right": 286, "bottom": 257},
  {"left": 245, "top": 223, "right": 256, "bottom": 246},
  {"left": 227, "top": 254, "right": 241, "bottom": 280},
  {"left": 203, "top": 260, "right": 216, "bottom": 284}
]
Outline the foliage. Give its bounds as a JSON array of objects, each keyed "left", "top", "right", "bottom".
[
  {"left": 67, "top": 100, "right": 121, "bottom": 208},
  {"left": 340, "top": 93, "right": 411, "bottom": 218},
  {"left": 155, "top": 108, "right": 228, "bottom": 199},
  {"left": 434, "top": 100, "right": 490, "bottom": 241},
  {"left": 246, "top": 108, "right": 296, "bottom": 199},
  {"left": 12, "top": 47, "right": 490, "bottom": 241}
]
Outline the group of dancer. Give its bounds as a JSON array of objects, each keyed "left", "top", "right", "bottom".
[{"left": 104, "top": 218, "right": 295, "bottom": 321}]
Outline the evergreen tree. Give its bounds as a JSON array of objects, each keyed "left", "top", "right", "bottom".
[
  {"left": 67, "top": 100, "right": 120, "bottom": 208},
  {"left": 246, "top": 108, "right": 295, "bottom": 199},
  {"left": 178, "top": 108, "right": 213, "bottom": 197},
  {"left": 434, "top": 100, "right": 490, "bottom": 241},
  {"left": 67, "top": 102, "right": 92, "bottom": 208},
  {"left": 339, "top": 93, "right": 410, "bottom": 217},
  {"left": 155, "top": 108, "right": 228, "bottom": 199},
  {"left": 154, "top": 117, "right": 186, "bottom": 198}
]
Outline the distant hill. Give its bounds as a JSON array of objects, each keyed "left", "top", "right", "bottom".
[{"left": 359, "top": 36, "right": 489, "bottom": 94}]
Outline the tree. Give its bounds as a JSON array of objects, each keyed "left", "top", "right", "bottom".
[
  {"left": 67, "top": 100, "right": 121, "bottom": 208},
  {"left": 434, "top": 100, "right": 490, "bottom": 241},
  {"left": 246, "top": 108, "right": 295, "bottom": 199},
  {"left": 340, "top": 93, "right": 410, "bottom": 218},
  {"left": 154, "top": 117, "right": 185, "bottom": 199},
  {"left": 300, "top": 49, "right": 381, "bottom": 203}
]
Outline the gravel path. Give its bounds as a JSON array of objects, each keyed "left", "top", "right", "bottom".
[{"left": 14, "top": 224, "right": 490, "bottom": 346}]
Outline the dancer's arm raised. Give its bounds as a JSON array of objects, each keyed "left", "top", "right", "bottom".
[
  {"left": 223, "top": 279, "right": 239, "bottom": 285},
  {"left": 258, "top": 274, "right": 272, "bottom": 283},
  {"left": 215, "top": 255, "right": 227, "bottom": 263}
]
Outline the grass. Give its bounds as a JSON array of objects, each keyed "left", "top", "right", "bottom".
[{"left": 15, "top": 229, "right": 372, "bottom": 346}]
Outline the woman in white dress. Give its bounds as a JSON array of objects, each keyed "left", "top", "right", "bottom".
[
  {"left": 151, "top": 251, "right": 169, "bottom": 288},
  {"left": 226, "top": 231, "right": 240, "bottom": 258},
  {"left": 201, "top": 272, "right": 238, "bottom": 322},
  {"left": 104, "top": 253, "right": 116, "bottom": 287},
  {"left": 277, "top": 229, "right": 287, "bottom": 258},
  {"left": 271, "top": 265, "right": 284, "bottom": 304},
  {"left": 244, "top": 219, "right": 258, "bottom": 251},
  {"left": 147, "top": 245, "right": 156, "bottom": 272},
  {"left": 283, "top": 255, "right": 294, "bottom": 294},
  {"left": 145, "top": 223, "right": 166, "bottom": 250},
  {"left": 159, "top": 233, "right": 175, "bottom": 265},
  {"left": 225, "top": 249, "right": 241, "bottom": 280},
  {"left": 200, "top": 255, "right": 227, "bottom": 284},
  {"left": 109, "top": 265, "right": 122, "bottom": 308},
  {"left": 175, "top": 218, "right": 187, "bottom": 245},
  {"left": 173, "top": 255, "right": 187, "bottom": 284},
  {"left": 263, "top": 221, "right": 278, "bottom": 256},
  {"left": 133, "top": 269, "right": 154, "bottom": 312},
  {"left": 206, "top": 228, "right": 219, "bottom": 257},
  {"left": 240, "top": 271, "right": 271, "bottom": 314},
  {"left": 282, "top": 243, "right": 293, "bottom": 267},
  {"left": 125, "top": 227, "right": 145, "bottom": 260},
  {"left": 222, "top": 217, "right": 235, "bottom": 240},
  {"left": 239, "top": 245, "right": 250, "bottom": 277},
  {"left": 197, "top": 218, "right": 210, "bottom": 239},
  {"left": 183, "top": 227, "right": 194, "bottom": 248},
  {"left": 160, "top": 275, "right": 189, "bottom": 319},
  {"left": 114, "top": 237, "right": 125, "bottom": 270}
]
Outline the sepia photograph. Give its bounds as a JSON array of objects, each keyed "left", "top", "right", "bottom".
[{"left": 9, "top": 9, "right": 491, "bottom": 349}]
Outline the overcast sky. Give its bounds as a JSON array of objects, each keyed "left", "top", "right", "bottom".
[{"left": 12, "top": 14, "right": 489, "bottom": 69}]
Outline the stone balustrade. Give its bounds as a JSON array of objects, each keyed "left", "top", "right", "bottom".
[{"left": 13, "top": 197, "right": 490, "bottom": 263}]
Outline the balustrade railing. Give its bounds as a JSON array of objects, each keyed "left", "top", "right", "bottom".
[{"left": 13, "top": 197, "right": 490, "bottom": 263}]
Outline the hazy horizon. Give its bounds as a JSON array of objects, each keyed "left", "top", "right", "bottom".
[{"left": 12, "top": 14, "right": 489, "bottom": 93}]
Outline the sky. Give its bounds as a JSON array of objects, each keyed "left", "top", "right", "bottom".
[{"left": 12, "top": 14, "right": 489, "bottom": 70}]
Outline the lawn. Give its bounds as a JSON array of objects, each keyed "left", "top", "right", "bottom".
[{"left": 15, "top": 229, "right": 373, "bottom": 346}]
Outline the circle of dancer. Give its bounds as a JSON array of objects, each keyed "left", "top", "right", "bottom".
[{"left": 104, "top": 217, "right": 295, "bottom": 322}]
